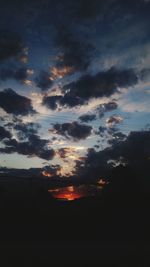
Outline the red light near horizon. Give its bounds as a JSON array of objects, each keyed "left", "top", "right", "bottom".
[
  {"left": 48, "top": 186, "right": 87, "bottom": 201},
  {"left": 48, "top": 184, "right": 104, "bottom": 201}
]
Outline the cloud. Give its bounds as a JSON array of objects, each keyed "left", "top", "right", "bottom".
[
  {"left": 42, "top": 165, "right": 62, "bottom": 177},
  {"left": 57, "top": 146, "right": 85, "bottom": 159},
  {"left": 0, "top": 88, "right": 36, "bottom": 116},
  {"left": 59, "top": 0, "right": 114, "bottom": 22},
  {"left": 50, "top": 66, "right": 74, "bottom": 80},
  {"left": 0, "top": 165, "right": 61, "bottom": 178},
  {"left": 55, "top": 26, "right": 91, "bottom": 72},
  {"left": 1, "top": 134, "right": 55, "bottom": 160},
  {"left": 57, "top": 147, "right": 71, "bottom": 159},
  {"left": 49, "top": 121, "right": 92, "bottom": 140},
  {"left": 75, "top": 130, "right": 150, "bottom": 179},
  {"left": 35, "top": 71, "right": 53, "bottom": 91},
  {"left": 63, "top": 67, "right": 138, "bottom": 101},
  {"left": 0, "top": 67, "right": 33, "bottom": 83},
  {"left": 42, "top": 95, "right": 62, "bottom": 110},
  {"left": 0, "top": 30, "right": 23, "bottom": 62},
  {"left": 97, "top": 126, "right": 107, "bottom": 137},
  {"left": 106, "top": 116, "right": 124, "bottom": 127},
  {"left": 42, "top": 94, "right": 85, "bottom": 110},
  {"left": 108, "top": 131, "right": 127, "bottom": 145},
  {"left": 0, "top": 68, "right": 14, "bottom": 81},
  {"left": 79, "top": 113, "right": 96, "bottom": 122},
  {"left": 71, "top": 0, "right": 105, "bottom": 20},
  {"left": 139, "top": 68, "right": 150, "bottom": 81},
  {"left": 96, "top": 101, "right": 118, "bottom": 118},
  {"left": 0, "top": 126, "right": 11, "bottom": 140},
  {"left": 14, "top": 122, "right": 40, "bottom": 140},
  {"left": 43, "top": 68, "right": 137, "bottom": 110}
]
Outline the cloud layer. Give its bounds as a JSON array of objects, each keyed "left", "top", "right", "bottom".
[
  {"left": 1, "top": 134, "right": 55, "bottom": 160},
  {"left": 49, "top": 121, "right": 92, "bottom": 141},
  {"left": 0, "top": 89, "right": 36, "bottom": 116}
]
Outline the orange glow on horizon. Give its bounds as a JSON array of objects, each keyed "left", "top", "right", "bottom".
[
  {"left": 48, "top": 186, "right": 87, "bottom": 201},
  {"left": 48, "top": 184, "right": 103, "bottom": 201},
  {"left": 42, "top": 171, "right": 53, "bottom": 177}
]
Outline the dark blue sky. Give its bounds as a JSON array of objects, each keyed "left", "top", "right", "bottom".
[{"left": 0, "top": 0, "right": 150, "bottom": 179}]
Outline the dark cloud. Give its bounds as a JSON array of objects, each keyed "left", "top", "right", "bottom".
[
  {"left": 106, "top": 115, "right": 123, "bottom": 126},
  {"left": 0, "top": 166, "right": 41, "bottom": 177},
  {"left": 72, "top": 0, "right": 105, "bottom": 20},
  {"left": 117, "top": 131, "right": 150, "bottom": 164},
  {"left": 0, "top": 30, "right": 23, "bottom": 62},
  {"left": 99, "top": 126, "right": 107, "bottom": 133},
  {"left": 55, "top": 26, "right": 92, "bottom": 72},
  {"left": 57, "top": 148, "right": 70, "bottom": 159},
  {"left": 14, "top": 122, "right": 40, "bottom": 140},
  {"left": 108, "top": 131, "right": 127, "bottom": 145},
  {"left": 1, "top": 134, "right": 55, "bottom": 160},
  {"left": 71, "top": 0, "right": 135, "bottom": 21},
  {"left": 0, "top": 165, "right": 61, "bottom": 178},
  {"left": 111, "top": 131, "right": 126, "bottom": 139},
  {"left": 0, "top": 68, "right": 14, "bottom": 81},
  {"left": 0, "top": 88, "right": 36, "bottom": 116},
  {"left": 0, "top": 117, "right": 5, "bottom": 122},
  {"left": 94, "top": 145, "right": 100, "bottom": 149},
  {"left": 97, "top": 126, "right": 107, "bottom": 137},
  {"left": 43, "top": 93, "right": 85, "bottom": 110},
  {"left": 0, "top": 67, "right": 30, "bottom": 83},
  {"left": 63, "top": 67, "right": 138, "bottom": 100},
  {"left": 14, "top": 68, "right": 29, "bottom": 82},
  {"left": 35, "top": 71, "right": 53, "bottom": 91},
  {"left": 75, "top": 130, "right": 150, "bottom": 180},
  {"left": 0, "top": 126, "right": 11, "bottom": 140},
  {"left": 60, "top": 93, "right": 85, "bottom": 107},
  {"left": 139, "top": 68, "right": 150, "bottom": 81},
  {"left": 42, "top": 95, "right": 62, "bottom": 110},
  {"left": 79, "top": 114, "right": 96, "bottom": 122},
  {"left": 43, "top": 67, "right": 135, "bottom": 110},
  {"left": 42, "top": 165, "right": 61, "bottom": 177},
  {"left": 49, "top": 121, "right": 92, "bottom": 140},
  {"left": 97, "top": 101, "right": 118, "bottom": 118},
  {"left": 96, "top": 125, "right": 124, "bottom": 140},
  {"left": 64, "top": 68, "right": 137, "bottom": 100},
  {"left": 53, "top": 0, "right": 115, "bottom": 22}
]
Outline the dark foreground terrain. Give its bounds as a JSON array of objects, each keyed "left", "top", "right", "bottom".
[{"left": 0, "top": 166, "right": 150, "bottom": 266}]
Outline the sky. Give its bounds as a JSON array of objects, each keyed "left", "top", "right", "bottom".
[{"left": 0, "top": 0, "right": 150, "bottom": 181}]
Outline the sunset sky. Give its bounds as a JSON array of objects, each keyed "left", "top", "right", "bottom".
[{"left": 0, "top": 0, "right": 150, "bottom": 180}]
